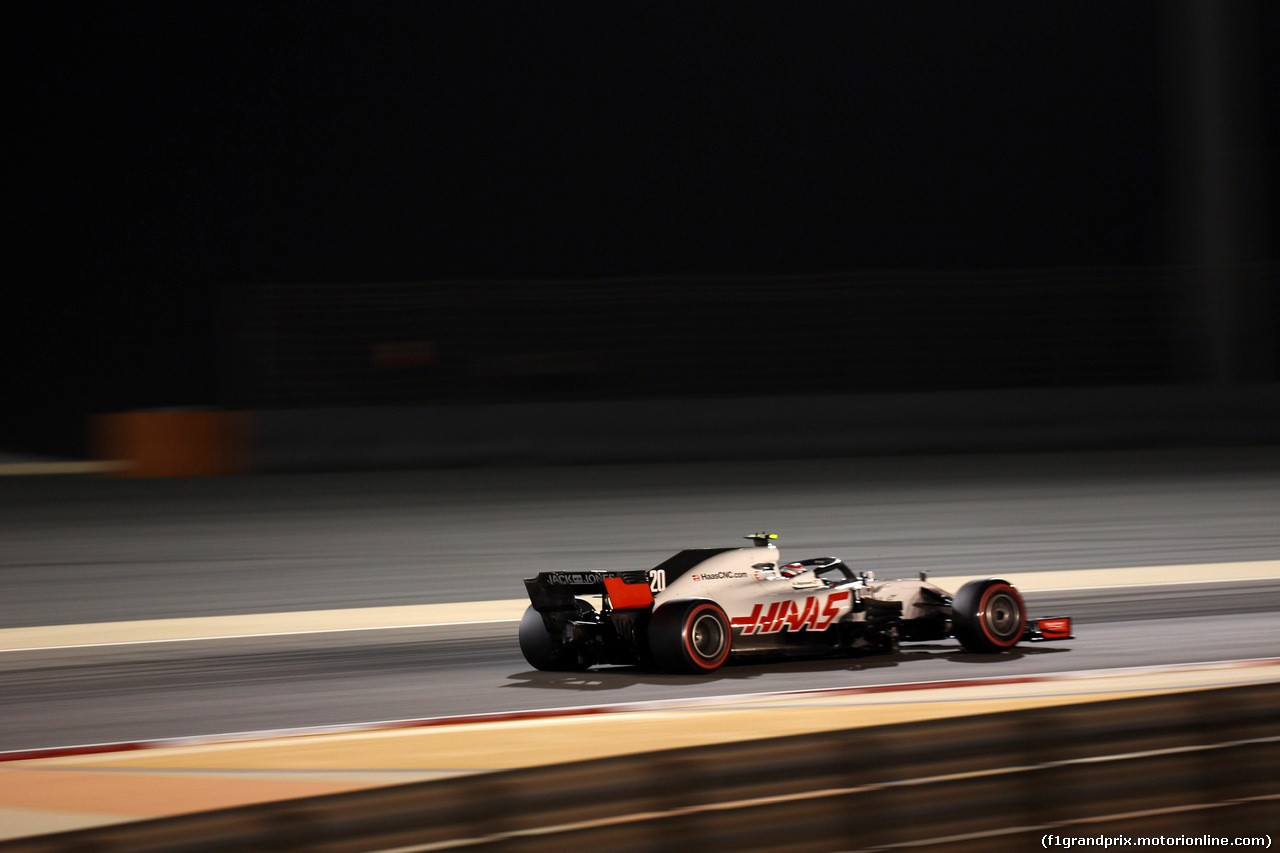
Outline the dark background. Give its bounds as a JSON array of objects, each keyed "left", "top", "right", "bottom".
[{"left": 9, "top": 1, "right": 1279, "bottom": 457}]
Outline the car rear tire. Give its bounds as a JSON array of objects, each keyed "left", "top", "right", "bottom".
[
  {"left": 519, "top": 604, "right": 590, "bottom": 671},
  {"left": 649, "top": 600, "right": 732, "bottom": 674},
  {"left": 952, "top": 578, "right": 1026, "bottom": 653}
]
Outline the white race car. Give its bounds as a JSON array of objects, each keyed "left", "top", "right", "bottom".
[{"left": 520, "top": 533, "right": 1071, "bottom": 674}]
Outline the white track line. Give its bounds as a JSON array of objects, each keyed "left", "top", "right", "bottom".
[
  {"left": 1028, "top": 577, "right": 1280, "bottom": 592},
  {"left": 0, "top": 461, "right": 128, "bottom": 476},
  {"left": 3, "top": 564, "right": 1278, "bottom": 652},
  {"left": 0, "top": 619, "right": 520, "bottom": 654}
]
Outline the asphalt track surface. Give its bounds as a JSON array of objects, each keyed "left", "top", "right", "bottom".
[{"left": 2, "top": 448, "right": 1279, "bottom": 752}]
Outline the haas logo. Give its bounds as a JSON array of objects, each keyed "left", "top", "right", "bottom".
[{"left": 731, "top": 591, "right": 850, "bottom": 635}]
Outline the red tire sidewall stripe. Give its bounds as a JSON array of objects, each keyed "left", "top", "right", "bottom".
[
  {"left": 978, "top": 583, "right": 1025, "bottom": 648},
  {"left": 684, "top": 603, "right": 731, "bottom": 670}
]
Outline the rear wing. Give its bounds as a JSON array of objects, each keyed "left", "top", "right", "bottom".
[{"left": 524, "top": 570, "right": 654, "bottom": 613}]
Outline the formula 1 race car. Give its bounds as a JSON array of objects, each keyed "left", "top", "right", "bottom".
[{"left": 520, "top": 533, "right": 1072, "bottom": 674}]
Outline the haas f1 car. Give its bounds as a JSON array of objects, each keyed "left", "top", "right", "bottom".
[{"left": 520, "top": 533, "right": 1072, "bottom": 674}]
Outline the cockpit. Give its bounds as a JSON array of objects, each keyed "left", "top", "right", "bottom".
[{"left": 779, "top": 556, "right": 857, "bottom": 586}]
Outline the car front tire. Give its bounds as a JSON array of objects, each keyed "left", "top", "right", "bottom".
[{"left": 952, "top": 578, "right": 1026, "bottom": 653}]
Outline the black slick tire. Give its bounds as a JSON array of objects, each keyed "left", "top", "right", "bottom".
[
  {"left": 648, "top": 600, "right": 732, "bottom": 674},
  {"left": 952, "top": 578, "right": 1026, "bottom": 653},
  {"left": 519, "top": 605, "right": 588, "bottom": 671}
]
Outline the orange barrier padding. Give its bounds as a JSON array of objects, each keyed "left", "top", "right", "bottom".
[{"left": 90, "top": 411, "right": 251, "bottom": 477}]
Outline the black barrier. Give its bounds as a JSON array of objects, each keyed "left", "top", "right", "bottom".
[
  {"left": 247, "top": 384, "right": 1280, "bottom": 471},
  {"left": 219, "top": 268, "right": 1280, "bottom": 410},
  {"left": 212, "top": 268, "right": 1280, "bottom": 471},
  {"left": 4, "top": 683, "right": 1278, "bottom": 852}
]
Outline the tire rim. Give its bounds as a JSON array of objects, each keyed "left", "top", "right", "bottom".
[
  {"left": 690, "top": 612, "right": 727, "bottom": 660},
  {"left": 982, "top": 590, "right": 1021, "bottom": 641}
]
